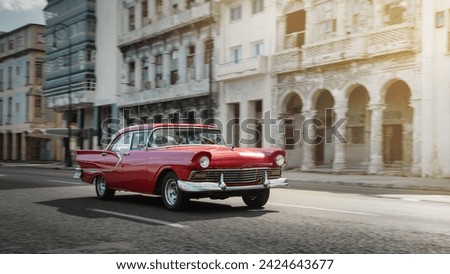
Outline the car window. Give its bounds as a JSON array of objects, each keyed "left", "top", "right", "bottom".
[
  {"left": 110, "top": 132, "right": 132, "bottom": 152},
  {"left": 130, "top": 131, "right": 148, "bottom": 150},
  {"left": 148, "top": 128, "right": 225, "bottom": 147}
]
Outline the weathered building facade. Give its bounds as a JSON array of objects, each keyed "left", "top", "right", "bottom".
[
  {"left": 117, "top": 0, "right": 217, "bottom": 125},
  {"left": 43, "top": 0, "right": 97, "bottom": 164},
  {"left": 272, "top": 0, "right": 450, "bottom": 177},
  {"left": 0, "top": 24, "right": 61, "bottom": 162}
]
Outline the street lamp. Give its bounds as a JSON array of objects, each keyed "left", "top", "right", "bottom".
[{"left": 52, "top": 23, "right": 73, "bottom": 167}]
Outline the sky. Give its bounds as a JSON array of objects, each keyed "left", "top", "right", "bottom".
[{"left": 0, "top": 0, "right": 47, "bottom": 32}]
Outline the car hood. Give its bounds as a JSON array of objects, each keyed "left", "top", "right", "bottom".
[{"left": 164, "top": 145, "right": 282, "bottom": 168}]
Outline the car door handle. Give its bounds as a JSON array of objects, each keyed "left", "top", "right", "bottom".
[
  {"left": 123, "top": 152, "right": 130, "bottom": 156},
  {"left": 101, "top": 152, "right": 107, "bottom": 156}
]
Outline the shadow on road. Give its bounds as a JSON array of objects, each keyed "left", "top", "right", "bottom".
[{"left": 37, "top": 194, "right": 278, "bottom": 226}]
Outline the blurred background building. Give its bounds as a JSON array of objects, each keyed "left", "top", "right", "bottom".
[
  {"left": 2, "top": 0, "right": 449, "bottom": 178},
  {"left": 0, "top": 24, "right": 61, "bottom": 162}
]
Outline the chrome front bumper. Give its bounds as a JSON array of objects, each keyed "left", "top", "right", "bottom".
[{"left": 177, "top": 177, "right": 288, "bottom": 192}]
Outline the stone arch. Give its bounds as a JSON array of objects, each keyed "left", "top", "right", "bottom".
[
  {"left": 346, "top": 85, "right": 371, "bottom": 167},
  {"left": 382, "top": 80, "right": 413, "bottom": 167},
  {"left": 279, "top": 92, "right": 303, "bottom": 168},
  {"left": 314, "top": 89, "right": 335, "bottom": 166}
]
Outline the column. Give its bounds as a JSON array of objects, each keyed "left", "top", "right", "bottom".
[
  {"left": 11, "top": 133, "right": 17, "bottom": 161},
  {"left": 409, "top": 99, "right": 421, "bottom": 176},
  {"left": 21, "top": 132, "right": 26, "bottom": 161},
  {"left": 368, "top": 104, "right": 385, "bottom": 174},
  {"left": 301, "top": 109, "right": 316, "bottom": 171},
  {"left": 332, "top": 104, "right": 348, "bottom": 173},
  {"left": 178, "top": 44, "right": 187, "bottom": 83}
]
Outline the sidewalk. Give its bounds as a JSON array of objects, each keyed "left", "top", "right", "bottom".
[
  {"left": 1, "top": 161, "right": 450, "bottom": 192},
  {"left": 284, "top": 169, "right": 450, "bottom": 192}
]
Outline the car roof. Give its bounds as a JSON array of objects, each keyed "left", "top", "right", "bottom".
[{"left": 118, "top": 123, "right": 217, "bottom": 135}]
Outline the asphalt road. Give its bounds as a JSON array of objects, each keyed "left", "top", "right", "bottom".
[{"left": 1, "top": 166, "right": 450, "bottom": 254}]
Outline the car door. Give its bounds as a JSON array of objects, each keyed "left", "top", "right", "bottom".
[
  {"left": 103, "top": 131, "right": 132, "bottom": 189},
  {"left": 115, "top": 130, "right": 150, "bottom": 193}
]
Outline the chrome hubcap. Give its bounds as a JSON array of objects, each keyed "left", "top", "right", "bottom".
[
  {"left": 164, "top": 179, "right": 178, "bottom": 206},
  {"left": 97, "top": 177, "right": 106, "bottom": 196}
]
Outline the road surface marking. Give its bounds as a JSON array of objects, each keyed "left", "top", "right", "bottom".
[
  {"left": 88, "top": 208, "right": 188, "bottom": 228},
  {"left": 269, "top": 202, "right": 377, "bottom": 216},
  {"left": 47, "top": 180, "right": 83, "bottom": 185},
  {"left": 0, "top": 174, "right": 6, "bottom": 177}
]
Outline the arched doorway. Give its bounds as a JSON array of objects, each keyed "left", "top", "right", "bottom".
[
  {"left": 383, "top": 80, "right": 413, "bottom": 166},
  {"left": 282, "top": 93, "right": 303, "bottom": 167},
  {"left": 314, "top": 90, "right": 334, "bottom": 166},
  {"left": 347, "top": 86, "right": 370, "bottom": 167}
]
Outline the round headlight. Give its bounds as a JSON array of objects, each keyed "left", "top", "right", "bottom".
[
  {"left": 199, "top": 156, "right": 210, "bottom": 169},
  {"left": 275, "top": 154, "right": 285, "bottom": 166}
]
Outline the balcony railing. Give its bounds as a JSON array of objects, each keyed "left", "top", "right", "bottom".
[
  {"left": 272, "top": 23, "right": 416, "bottom": 72},
  {"left": 118, "top": 79, "right": 209, "bottom": 107},
  {"left": 118, "top": 2, "right": 212, "bottom": 48},
  {"left": 215, "top": 55, "right": 269, "bottom": 81},
  {"left": 271, "top": 48, "right": 302, "bottom": 73}
]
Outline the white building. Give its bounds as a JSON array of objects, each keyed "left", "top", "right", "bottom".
[
  {"left": 271, "top": 0, "right": 450, "bottom": 177},
  {"left": 215, "top": 0, "right": 276, "bottom": 148}
]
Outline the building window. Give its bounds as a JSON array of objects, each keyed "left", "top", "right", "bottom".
[
  {"left": 204, "top": 39, "right": 213, "bottom": 64},
  {"left": 16, "top": 66, "right": 20, "bottom": 76},
  {"left": 230, "top": 5, "right": 242, "bottom": 22},
  {"left": 8, "top": 66, "right": 12, "bottom": 89},
  {"left": 7, "top": 97, "right": 12, "bottom": 124},
  {"left": 0, "top": 43, "right": 4, "bottom": 53},
  {"left": 230, "top": 46, "right": 242, "bottom": 63},
  {"left": 285, "top": 9, "right": 306, "bottom": 48},
  {"left": 34, "top": 96, "right": 42, "bottom": 118},
  {"left": 8, "top": 40, "right": 14, "bottom": 51},
  {"left": 187, "top": 44, "right": 195, "bottom": 80},
  {"left": 87, "top": 19, "right": 96, "bottom": 33},
  {"left": 436, "top": 11, "right": 445, "bottom": 28},
  {"left": 18, "top": 35, "right": 24, "bottom": 49},
  {"left": 252, "top": 40, "right": 264, "bottom": 57},
  {"left": 128, "top": 61, "right": 135, "bottom": 87},
  {"left": 155, "top": 54, "right": 163, "bottom": 88},
  {"left": 35, "top": 61, "right": 43, "bottom": 84},
  {"left": 26, "top": 62, "right": 30, "bottom": 85},
  {"left": 170, "top": 49, "right": 179, "bottom": 85},
  {"left": 251, "top": 0, "right": 264, "bottom": 15},
  {"left": 142, "top": 0, "right": 148, "bottom": 18},
  {"left": 142, "top": 57, "right": 150, "bottom": 89},
  {"left": 385, "top": 4, "right": 405, "bottom": 25},
  {"left": 186, "top": 0, "right": 196, "bottom": 9},
  {"left": 129, "top": 6, "right": 135, "bottom": 31},
  {"left": 156, "top": 0, "right": 163, "bottom": 14}
]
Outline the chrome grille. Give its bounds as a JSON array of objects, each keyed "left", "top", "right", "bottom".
[{"left": 190, "top": 168, "right": 282, "bottom": 183}]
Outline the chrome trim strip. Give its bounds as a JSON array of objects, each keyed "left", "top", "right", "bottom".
[{"left": 177, "top": 178, "right": 288, "bottom": 193}]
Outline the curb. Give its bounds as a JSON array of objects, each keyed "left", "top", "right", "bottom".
[{"left": 287, "top": 179, "right": 450, "bottom": 193}]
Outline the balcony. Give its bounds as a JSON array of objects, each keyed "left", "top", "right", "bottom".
[
  {"left": 271, "top": 48, "right": 302, "bottom": 73},
  {"left": 215, "top": 55, "right": 269, "bottom": 81},
  {"left": 366, "top": 23, "right": 415, "bottom": 56},
  {"left": 118, "top": 2, "right": 212, "bottom": 49},
  {"left": 301, "top": 23, "right": 415, "bottom": 68},
  {"left": 118, "top": 79, "right": 209, "bottom": 107}
]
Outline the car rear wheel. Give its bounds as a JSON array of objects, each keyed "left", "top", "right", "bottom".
[
  {"left": 162, "top": 172, "right": 189, "bottom": 211},
  {"left": 242, "top": 189, "right": 270, "bottom": 208},
  {"left": 95, "top": 176, "right": 115, "bottom": 200}
]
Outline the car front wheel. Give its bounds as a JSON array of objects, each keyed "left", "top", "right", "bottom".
[
  {"left": 95, "top": 176, "right": 115, "bottom": 200},
  {"left": 242, "top": 189, "right": 270, "bottom": 208},
  {"left": 162, "top": 172, "right": 189, "bottom": 211}
]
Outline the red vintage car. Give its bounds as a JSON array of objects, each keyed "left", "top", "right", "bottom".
[{"left": 74, "top": 124, "right": 288, "bottom": 210}]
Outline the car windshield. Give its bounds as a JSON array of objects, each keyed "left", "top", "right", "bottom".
[{"left": 148, "top": 127, "right": 225, "bottom": 147}]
